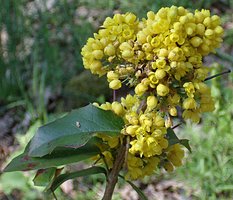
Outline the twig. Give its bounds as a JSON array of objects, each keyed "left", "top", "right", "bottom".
[
  {"left": 113, "top": 90, "right": 116, "bottom": 101},
  {"left": 51, "top": 190, "right": 58, "bottom": 200},
  {"left": 204, "top": 69, "right": 231, "bottom": 81},
  {"left": 102, "top": 141, "right": 126, "bottom": 200},
  {"left": 172, "top": 123, "right": 182, "bottom": 129}
]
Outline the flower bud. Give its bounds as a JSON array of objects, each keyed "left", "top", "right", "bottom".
[
  {"left": 169, "top": 106, "right": 178, "bottom": 116},
  {"left": 155, "top": 69, "right": 166, "bottom": 80},
  {"left": 109, "top": 79, "right": 121, "bottom": 90},
  {"left": 126, "top": 125, "right": 139, "bottom": 136},
  {"left": 111, "top": 102, "right": 124, "bottom": 115},
  {"left": 154, "top": 115, "right": 165, "bottom": 127},
  {"left": 104, "top": 44, "right": 116, "bottom": 56},
  {"left": 147, "top": 96, "right": 158, "bottom": 110},
  {"left": 119, "top": 42, "right": 132, "bottom": 50},
  {"left": 93, "top": 50, "right": 104, "bottom": 59},
  {"left": 214, "top": 26, "right": 224, "bottom": 35},
  {"left": 190, "top": 36, "right": 203, "bottom": 47},
  {"left": 196, "top": 23, "right": 205, "bottom": 35},
  {"left": 135, "top": 83, "right": 148, "bottom": 96},
  {"left": 157, "top": 84, "right": 169, "bottom": 96},
  {"left": 122, "top": 50, "right": 134, "bottom": 58},
  {"left": 158, "top": 48, "right": 168, "bottom": 57},
  {"left": 205, "top": 29, "right": 214, "bottom": 37},
  {"left": 107, "top": 71, "right": 118, "bottom": 81},
  {"left": 90, "top": 60, "right": 102, "bottom": 71},
  {"left": 183, "top": 98, "right": 197, "bottom": 109}
]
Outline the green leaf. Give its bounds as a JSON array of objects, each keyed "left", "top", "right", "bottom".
[
  {"left": 48, "top": 166, "right": 106, "bottom": 193},
  {"left": 166, "top": 128, "right": 192, "bottom": 152},
  {"left": 166, "top": 128, "right": 180, "bottom": 146},
  {"left": 4, "top": 138, "right": 100, "bottom": 172},
  {"left": 180, "top": 139, "right": 192, "bottom": 153},
  {"left": 119, "top": 175, "right": 148, "bottom": 200},
  {"left": 29, "top": 104, "right": 124, "bottom": 157},
  {"left": 33, "top": 168, "right": 57, "bottom": 187}
]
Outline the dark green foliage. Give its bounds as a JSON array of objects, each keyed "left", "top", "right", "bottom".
[
  {"left": 28, "top": 104, "right": 124, "bottom": 157},
  {"left": 4, "top": 105, "right": 124, "bottom": 171},
  {"left": 166, "top": 128, "right": 192, "bottom": 152},
  {"left": 4, "top": 138, "right": 101, "bottom": 172}
]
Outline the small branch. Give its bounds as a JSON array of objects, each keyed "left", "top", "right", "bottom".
[
  {"left": 172, "top": 123, "right": 182, "bottom": 129},
  {"left": 204, "top": 69, "right": 231, "bottom": 81},
  {"left": 102, "top": 141, "right": 126, "bottom": 200},
  {"left": 113, "top": 90, "right": 116, "bottom": 101},
  {"left": 51, "top": 190, "right": 58, "bottom": 200}
]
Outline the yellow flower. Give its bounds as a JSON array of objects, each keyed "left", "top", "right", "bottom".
[
  {"left": 111, "top": 101, "right": 124, "bottom": 116},
  {"left": 155, "top": 69, "right": 166, "bottom": 80},
  {"left": 109, "top": 79, "right": 122, "bottom": 90},
  {"left": 135, "top": 83, "right": 148, "bottom": 96},
  {"left": 125, "top": 111, "right": 139, "bottom": 125},
  {"left": 142, "top": 157, "right": 160, "bottom": 176},
  {"left": 92, "top": 50, "right": 104, "bottom": 59},
  {"left": 167, "top": 144, "right": 184, "bottom": 167},
  {"left": 190, "top": 36, "right": 203, "bottom": 47},
  {"left": 183, "top": 97, "right": 197, "bottom": 110},
  {"left": 107, "top": 71, "right": 119, "bottom": 81},
  {"left": 157, "top": 84, "right": 170, "bottom": 96},
  {"left": 148, "top": 73, "right": 159, "bottom": 87},
  {"left": 156, "top": 58, "right": 166, "bottom": 69},
  {"left": 183, "top": 82, "right": 195, "bottom": 97},
  {"left": 169, "top": 106, "right": 178, "bottom": 116},
  {"left": 146, "top": 96, "right": 158, "bottom": 110},
  {"left": 125, "top": 125, "right": 140, "bottom": 136},
  {"left": 154, "top": 114, "right": 165, "bottom": 127},
  {"left": 182, "top": 109, "right": 200, "bottom": 123},
  {"left": 82, "top": 7, "right": 224, "bottom": 180},
  {"left": 104, "top": 44, "right": 116, "bottom": 56},
  {"left": 100, "top": 102, "right": 112, "bottom": 110}
]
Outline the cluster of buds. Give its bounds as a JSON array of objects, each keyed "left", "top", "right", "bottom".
[
  {"left": 94, "top": 95, "right": 184, "bottom": 179},
  {"left": 82, "top": 6, "right": 223, "bottom": 180}
]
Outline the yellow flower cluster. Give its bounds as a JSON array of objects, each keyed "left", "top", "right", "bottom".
[
  {"left": 82, "top": 6, "right": 223, "bottom": 123},
  {"left": 93, "top": 94, "right": 184, "bottom": 179},
  {"left": 82, "top": 6, "right": 223, "bottom": 180},
  {"left": 81, "top": 12, "right": 139, "bottom": 78}
]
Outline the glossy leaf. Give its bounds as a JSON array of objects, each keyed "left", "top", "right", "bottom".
[
  {"left": 180, "top": 139, "right": 192, "bottom": 153},
  {"left": 166, "top": 128, "right": 180, "bottom": 146},
  {"left": 4, "top": 138, "right": 100, "bottom": 172},
  {"left": 33, "top": 168, "right": 57, "bottom": 187},
  {"left": 29, "top": 104, "right": 124, "bottom": 157},
  {"left": 48, "top": 166, "right": 106, "bottom": 192},
  {"left": 166, "top": 128, "right": 192, "bottom": 152}
]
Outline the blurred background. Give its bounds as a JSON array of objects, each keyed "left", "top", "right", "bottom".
[{"left": 0, "top": 0, "right": 233, "bottom": 199}]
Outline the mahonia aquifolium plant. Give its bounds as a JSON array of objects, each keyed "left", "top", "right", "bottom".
[{"left": 81, "top": 6, "right": 224, "bottom": 180}]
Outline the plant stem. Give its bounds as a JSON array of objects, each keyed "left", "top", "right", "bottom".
[
  {"left": 204, "top": 69, "right": 231, "bottom": 81},
  {"left": 102, "top": 142, "right": 126, "bottom": 200},
  {"left": 113, "top": 90, "right": 116, "bottom": 101}
]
